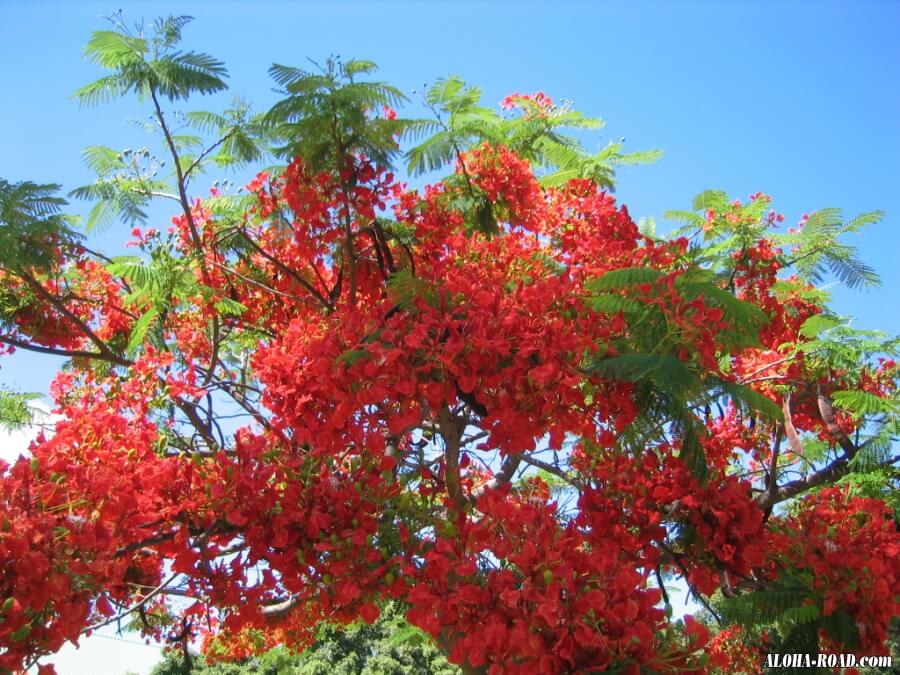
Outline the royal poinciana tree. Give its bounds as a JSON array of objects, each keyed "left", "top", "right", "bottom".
[{"left": 1, "top": 15, "right": 898, "bottom": 675}]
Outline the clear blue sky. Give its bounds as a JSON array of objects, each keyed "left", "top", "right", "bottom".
[{"left": 0, "top": 0, "right": 898, "bottom": 381}]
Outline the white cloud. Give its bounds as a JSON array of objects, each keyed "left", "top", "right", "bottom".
[
  {"left": 0, "top": 399, "right": 59, "bottom": 464},
  {"left": 34, "top": 628, "right": 165, "bottom": 675}
]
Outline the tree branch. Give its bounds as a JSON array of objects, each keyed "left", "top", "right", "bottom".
[
  {"left": 469, "top": 452, "right": 522, "bottom": 503},
  {"left": 84, "top": 572, "right": 180, "bottom": 633},
  {"left": 260, "top": 595, "right": 299, "bottom": 619},
  {"left": 239, "top": 232, "right": 333, "bottom": 309},
  {"left": 766, "top": 426, "right": 783, "bottom": 506},
  {"left": 149, "top": 86, "right": 212, "bottom": 286},
  {"left": 0, "top": 334, "right": 128, "bottom": 366},
  {"left": 757, "top": 453, "right": 854, "bottom": 509},
  {"left": 438, "top": 405, "right": 466, "bottom": 509},
  {"left": 818, "top": 390, "right": 857, "bottom": 457},
  {"left": 519, "top": 454, "right": 582, "bottom": 489},
  {"left": 184, "top": 130, "right": 236, "bottom": 182},
  {"left": 17, "top": 274, "right": 132, "bottom": 367}
]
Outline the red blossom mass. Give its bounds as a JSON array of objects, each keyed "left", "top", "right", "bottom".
[{"left": 1, "top": 87, "right": 897, "bottom": 675}]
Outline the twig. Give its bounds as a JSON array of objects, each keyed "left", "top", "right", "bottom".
[{"left": 84, "top": 571, "right": 180, "bottom": 633}]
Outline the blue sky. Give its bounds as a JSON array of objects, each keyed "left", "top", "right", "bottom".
[{"left": 0, "top": 1, "right": 898, "bottom": 671}]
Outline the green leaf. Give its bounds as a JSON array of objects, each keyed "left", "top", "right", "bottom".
[
  {"left": 127, "top": 307, "right": 158, "bottom": 354},
  {"left": 780, "top": 603, "right": 820, "bottom": 625},
  {"left": 214, "top": 297, "right": 248, "bottom": 317},
  {"left": 344, "top": 59, "right": 378, "bottom": 76},
  {"left": 585, "top": 267, "right": 663, "bottom": 292},
  {"left": 614, "top": 149, "right": 663, "bottom": 166},
  {"left": 406, "top": 130, "right": 456, "bottom": 176},
  {"left": 798, "top": 314, "right": 842, "bottom": 339},
  {"left": 108, "top": 258, "right": 157, "bottom": 290},
  {"left": 76, "top": 17, "right": 228, "bottom": 106},
  {"left": 387, "top": 270, "right": 440, "bottom": 309},
  {"left": 819, "top": 610, "right": 860, "bottom": 650},
  {"left": 664, "top": 209, "right": 704, "bottom": 227},
  {"left": 585, "top": 294, "right": 644, "bottom": 315},
  {"left": 589, "top": 354, "right": 699, "bottom": 400},
  {"left": 0, "top": 389, "right": 42, "bottom": 432},
  {"left": 709, "top": 378, "right": 784, "bottom": 423},
  {"left": 691, "top": 189, "right": 729, "bottom": 212},
  {"left": 0, "top": 179, "right": 78, "bottom": 271},
  {"left": 677, "top": 417, "right": 708, "bottom": 480},
  {"left": 9, "top": 623, "right": 31, "bottom": 641},
  {"left": 336, "top": 349, "right": 369, "bottom": 367},
  {"left": 426, "top": 76, "right": 481, "bottom": 112},
  {"left": 474, "top": 195, "right": 498, "bottom": 236},
  {"left": 82, "top": 145, "right": 125, "bottom": 173},
  {"left": 720, "top": 588, "right": 810, "bottom": 626},
  {"left": 831, "top": 390, "right": 898, "bottom": 416}
]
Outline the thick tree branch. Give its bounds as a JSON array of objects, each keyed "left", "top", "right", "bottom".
[
  {"left": 758, "top": 390, "right": 863, "bottom": 508},
  {"left": 260, "top": 595, "right": 299, "bottom": 619},
  {"left": 174, "top": 398, "right": 219, "bottom": 450},
  {"left": 469, "top": 452, "right": 522, "bottom": 503},
  {"left": 438, "top": 405, "right": 466, "bottom": 509},
  {"left": 519, "top": 454, "right": 582, "bottom": 489},
  {"left": 758, "top": 454, "right": 854, "bottom": 509},
  {"left": 0, "top": 334, "right": 128, "bottom": 367},
  {"left": 756, "top": 394, "right": 871, "bottom": 510}
]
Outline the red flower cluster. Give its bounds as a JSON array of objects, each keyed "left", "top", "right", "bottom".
[
  {"left": 1, "top": 135, "right": 897, "bottom": 675},
  {"left": 405, "top": 481, "right": 705, "bottom": 674},
  {"left": 769, "top": 488, "right": 900, "bottom": 654}
]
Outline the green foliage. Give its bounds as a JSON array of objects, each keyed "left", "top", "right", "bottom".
[
  {"left": 583, "top": 262, "right": 781, "bottom": 479},
  {"left": 649, "top": 191, "right": 896, "bottom": 495},
  {"left": 666, "top": 190, "right": 882, "bottom": 292},
  {"left": 386, "top": 270, "right": 440, "bottom": 310},
  {"left": 831, "top": 389, "right": 898, "bottom": 417},
  {"left": 183, "top": 96, "right": 271, "bottom": 171},
  {"left": 792, "top": 321, "right": 900, "bottom": 466},
  {"left": 105, "top": 245, "right": 200, "bottom": 356},
  {"left": 406, "top": 76, "right": 659, "bottom": 188},
  {"left": 719, "top": 588, "right": 814, "bottom": 627},
  {"left": 9, "top": 13, "right": 894, "bottom": 669},
  {"left": 584, "top": 266, "right": 663, "bottom": 291},
  {"left": 293, "top": 602, "right": 458, "bottom": 675},
  {"left": 0, "top": 388, "right": 41, "bottom": 432},
  {"left": 69, "top": 146, "right": 171, "bottom": 232},
  {"left": 147, "top": 603, "right": 459, "bottom": 675},
  {"left": 718, "top": 588, "right": 855, "bottom": 675},
  {"left": 0, "top": 179, "right": 78, "bottom": 271},
  {"left": 74, "top": 14, "right": 227, "bottom": 105},
  {"left": 266, "top": 58, "right": 430, "bottom": 172},
  {"left": 71, "top": 14, "right": 270, "bottom": 232},
  {"left": 786, "top": 208, "right": 883, "bottom": 290}
]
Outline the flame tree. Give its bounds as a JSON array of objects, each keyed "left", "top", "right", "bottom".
[{"left": 0, "top": 14, "right": 897, "bottom": 675}]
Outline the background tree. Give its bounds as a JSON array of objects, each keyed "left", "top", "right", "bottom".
[
  {"left": 147, "top": 602, "right": 458, "bottom": 675},
  {"left": 0, "top": 13, "right": 897, "bottom": 675}
]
